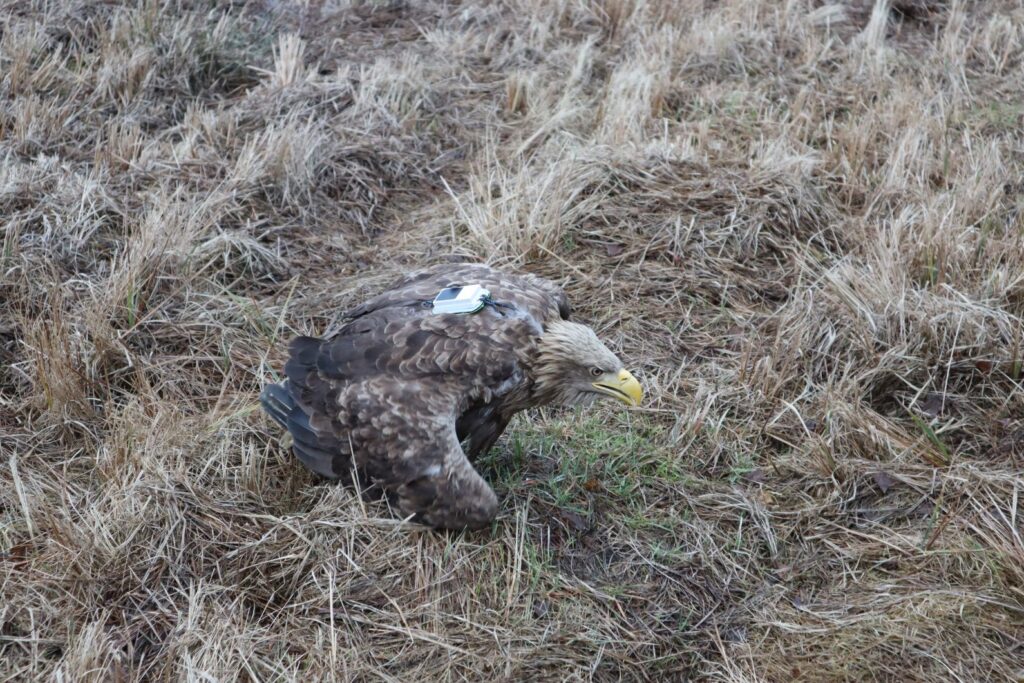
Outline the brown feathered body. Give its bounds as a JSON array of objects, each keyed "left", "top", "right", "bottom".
[{"left": 261, "top": 263, "right": 634, "bottom": 529}]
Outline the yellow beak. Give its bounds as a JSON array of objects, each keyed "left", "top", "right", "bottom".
[{"left": 592, "top": 369, "right": 643, "bottom": 406}]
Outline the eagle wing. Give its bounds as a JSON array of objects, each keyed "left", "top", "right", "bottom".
[
  {"left": 314, "top": 374, "right": 500, "bottom": 529},
  {"left": 262, "top": 264, "right": 569, "bottom": 528}
]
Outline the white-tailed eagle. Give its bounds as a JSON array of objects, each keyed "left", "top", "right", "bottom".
[{"left": 261, "top": 263, "right": 642, "bottom": 529}]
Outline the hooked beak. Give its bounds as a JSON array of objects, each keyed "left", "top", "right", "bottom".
[{"left": 592, "top": 369, "right": 643, "bottom": 407}]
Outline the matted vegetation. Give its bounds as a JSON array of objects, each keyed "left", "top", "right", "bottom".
[{"left": 2, "top": 0, "right": 1023, "bottom": 680}]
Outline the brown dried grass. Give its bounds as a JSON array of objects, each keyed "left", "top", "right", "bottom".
[{"left": 2, "top": 0, "right": 1023, "bottom": 680}]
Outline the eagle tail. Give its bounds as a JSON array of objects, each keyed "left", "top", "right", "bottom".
[
  {"left": 260, "top": 381, "right": 344, "bottom": 479},
  {"left": 259, "top": 381, "right": 294, "bottom": 429}
]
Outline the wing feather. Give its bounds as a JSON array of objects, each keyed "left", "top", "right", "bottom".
[{"left": 341, "top": 376, "right": 498, "bottom": 528}]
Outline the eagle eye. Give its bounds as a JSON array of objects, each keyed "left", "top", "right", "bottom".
[{"left": 589, "top": 367, "right": 603, "bottom": 377}]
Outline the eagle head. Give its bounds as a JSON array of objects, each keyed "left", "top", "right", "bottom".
[{"left": 533, "top": 321, "right": 643, "bottom": 407}]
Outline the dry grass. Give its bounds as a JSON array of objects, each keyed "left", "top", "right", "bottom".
[{"left": 2, "top": 0, "right": 1023, "bottom": 680}]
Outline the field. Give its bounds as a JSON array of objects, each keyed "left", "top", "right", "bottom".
[{"left": 2, "top": 0, "right": 1023, "bottom": 680}]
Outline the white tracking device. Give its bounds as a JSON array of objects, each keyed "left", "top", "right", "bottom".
[{"left": 430, "top": 284, "right": 490, "bottom": 314}]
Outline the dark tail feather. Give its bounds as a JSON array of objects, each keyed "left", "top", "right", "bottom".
[
  {"left": 260, "top": 380, "right": 345, "bottom": 479},
  {"left": 260, "top": 381, "right": 294, "bottom": 430}
]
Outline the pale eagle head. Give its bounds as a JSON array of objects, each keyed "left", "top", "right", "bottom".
[{"left": 533, "top": 320, "right": 643, "bottom": 407}]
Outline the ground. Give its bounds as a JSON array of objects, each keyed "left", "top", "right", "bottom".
[{"left": 1, "top": 0, "right": 1023, "bottom": 680}]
